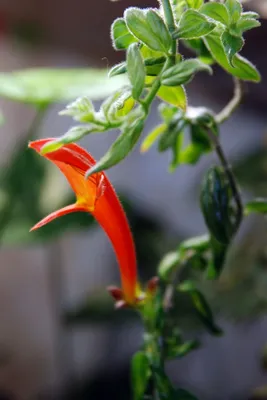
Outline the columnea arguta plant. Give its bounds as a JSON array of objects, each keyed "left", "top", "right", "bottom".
[{"left": 27, "top": 0, "right": 264, "bottom": 398}]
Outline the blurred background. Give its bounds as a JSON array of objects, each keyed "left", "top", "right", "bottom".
[{"left": 0, "top": 0, "right": 267, "bottom": 399}]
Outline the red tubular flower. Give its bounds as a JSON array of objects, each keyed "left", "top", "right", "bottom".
[{"left": 28, "top": 138, "right": 140, "bottom": 305}]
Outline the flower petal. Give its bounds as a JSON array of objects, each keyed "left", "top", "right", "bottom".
[
  {"left": 30, "top": 203, "right": 86, "bottom": 231},
  {"left": 29, "top": 139, "right": 138, "bottom": 305}
]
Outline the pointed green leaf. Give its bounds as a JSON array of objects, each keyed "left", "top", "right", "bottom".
[
  {"left": 225, "top": 0, "right": 242, "bottom": 24},
  {"left": 159, "top": 103, "right": 179, "bottom": 123},
  {"left": 200, "top": 166, "right": 233, "bottom": 244},
  {"left": 185, "top": 0, "right": 203, "bottom": 10},
  {"left": 158, "top": 119, "right": 186, "bottom": 152},
  {"left": 140, "top": 123, "right": 166, "bottom": 153},
  {"left": 236, "top": 17, "right": 260, "bottom": 33},
  {"left": 199, "top": 2, "right": 229, "bottom": 25},
  {"left": 158, "top": 251, "right": 181, "bottom": 280},
  {"left": 108, "top": 62, "right": 127, "bottom": 78},
  {"left": 158, "top": 109, "right": 185, "bottom": 152},
  {"left": 244, "top": 198, "right": 267, "bottom": 216},
  {"left": 182, "top": 39, "right": 214, "bottom": 65},
  {"left": 221, "top": 31, "right": 244, "bottom": 66},
  {"left": 180, "top": 234, "right": 210, "bottom": 252},
  {"left": 127, "top": 43, "right": 145, "bottom": 100},
  {"left": 167, "top": 340, "right": 200, "bottom": 359},
  {"left": 41, "top": 125, "right": 103, "bottom": 154},
  {"left": 125, "top": 8, "right": 171, "bottom": 53},
  {"left": 207, "top": 236, "right": 228, "bottom": 279},
  {"left": 162, "top": 58, "right": 212, "bottom": 86},
  {"left": 85, "top": 118, "right": 144, "bottom": 177},
  {"left": 111, "top": 18, "right": 137, "bottom": 50},
  {"left": 158, "top": 86, "right": 187, "bottom": 110},
  {"left": 144, "top": 56, "right": 166, "bottom": 76},
  {"left": 146, "top": 9, "right": 172, "bottom": 52},
  {"left": 179, "top": 280, "right": 223, "bottom": 335},
  {"left": 169, "top": 132, "right": 184, "bottom": 172},
  {"left": 140, "top": 45, "right": 164, "bottom": 59},
  {"left": 109, "top": 56, "right": 166, "bottom": 79},
  {"left": 59, "top": 96, "right": 95, "bottom": 122},
  {"left": 131, "top": 351, "right": 150, "bottom": 400},
  {"left": 110, "top": 92, "right": 135, "bottom": 119},
  {"left": 241, "top": 11, "right": 259, "bottom": 20},
  {"left": 173, "top": 9, "right": 216, "bottom": 40},
  {"left": 204, "top": 32, "right": 261, "bottom": 82}
]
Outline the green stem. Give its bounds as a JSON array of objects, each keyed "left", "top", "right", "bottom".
[
  {"left": 161, "top": 0, "right": 177, "bottom": 65},
  {"left": 215, "top": 78, "right": 242, "bottom": 124},
  {"left": 142, "top": 78, "right": 161, "bottom": 113},
  {"left": 161, "top": 0, "right": 176, "bottom": 34}
]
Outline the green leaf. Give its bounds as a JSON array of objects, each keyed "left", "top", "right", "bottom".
[
  {"left": 158, "top": 250, "right": 181, "bottom": 280},
  {"left": 204, "top": 32, "right": 261, "bottom": 82},
  {"left": 241, "top": 11, "right": 259, "bottom": 20},
  {"left": 200, "top": 166, "right": 234, "bottom": 244},
  {"left": 125, "top": 8, "right": 171, "bottom": 53},
  {"left": 186, "top": 106, "right": 217, "bottom": 133},
  {"left": 108, "top": 62, "right": 127, "bottom": 78},
  {"left": 140, "top": 123, "right": 166, "bottom": 153},
  {"left": 173, "top": 9, "right": 216, "bottom": 40},
  {"left": 225, "top": 0, "right": 242, "bottom": 24},
  {"left": 158, "top": 86, "right": 187, "bottom": 110},
  {"left": 185, "top": 0, "right": 203, "bottom": 10},
  {"left": 131, "top": 351, "right": 150, "bottom": 400},
  {"left": 158, "top": 110, "right": 185, "bottom": 151},
  {"left": 169, "top": 132, "right": 184, "bottom": 172},
  {"left": 180, "top": 234, "right": 210, "bottom": 252},
  {"left": 236, "top": 17, "right": 260, "bottom": 34},
  {"left": 199, "top": 2, "right": 229, "bottom": 25},
  {"left": 159, "top": 103, "right": 179, "bottom": 123},
  {"left": 144, "top": 56, "right": 166, "bottom": 76},
  {"left": 244, "top": 198, "right": 267, "bottom": 216},
  {"left": 170, "top": 122, "right": 213, "bottom": 170},
  {"left": 127, "top": 43, "right": 145, "bottom": 100},
  {"left": 109, "top": 56, "right": 166, "bottom": 79},
  {"left": 182, "top": 39, "right": 214, "bottom": 65},
  {"left": 161, "top": 58, "right": 212, "bottom": 86},
  {"left": 207, "top": 236, "right": 228, "bottom": 279},
  {"left": 111, "top": 18, "right": 137, "bottom": 50},
  {"left": 158, "top": 120, "right": 185, "bottom": 152},
  {"left": 146, "top": 9, "right": 172, "bottom": 52},
  {"left": 146, "top": 77, "right": 188, "bottom": 110},
  {"left": 221, "top": 31, "right": 244, "bottom": 66},
  {"left": 167, "top": 340, "right": 200, "bottom": 359},
  {"left": 100, "top": 89, "right": 135, "bottom": 123},
  {"left": 41, "top": 125, "right": 103, "bottom": 154},
  {"left": 109, "top": 91, "right": 135, "bottom": 119},
  {"left": 85, "top": 117, "right": 144, "bottom": 177},
  {"left": 0, "top": 69, "right": 128, "bottom": 105},
  {"left": 179, "top": 280, "right": 223, "bottom": 335},
  {"left": 145, "top": 78, "right": 187, "bottom": 110},
  {"left": 59, "top": 96, "right": 95, "bottom": 122}
]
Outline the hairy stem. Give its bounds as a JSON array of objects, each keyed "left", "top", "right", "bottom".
[
  {"left": 163, "top": 260, "right": 187, "bottom": 313},
  {"left": 216, "top": 78, "right": 243, "bottom": 124},
  {"left": 161, "top": 0, "right": 177, "bottom": 65}
]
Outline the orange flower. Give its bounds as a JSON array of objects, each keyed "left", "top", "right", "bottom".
[{"left": 28, "top": 138, "right": 140, "bottom": 305}]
